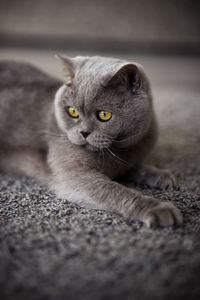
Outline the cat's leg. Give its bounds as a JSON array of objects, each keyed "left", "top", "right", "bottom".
[
  {"left": 0, "top": 148, "right": 50, "bottom": 183},
  {"left": 126, "top": 164, "right": 176, "bottom": 190},
  {"left": 48, "top": 160, "right": 182, "bottom": 228}
]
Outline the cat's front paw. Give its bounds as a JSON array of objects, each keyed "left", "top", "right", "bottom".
[
  {"left": 145, "top": 169, "right": 176, "bottom": 190},
  {"left": 143, "top": 202, "right": 182, "bottom": 229},
  {"left": 132, "top": 165, "right": 176, "bottom": 190}
]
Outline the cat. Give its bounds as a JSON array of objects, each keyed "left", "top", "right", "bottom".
[{"left": 0, "top": 56, "right": 182, "bottom": 228}]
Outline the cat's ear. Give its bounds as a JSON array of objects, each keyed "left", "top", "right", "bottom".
[
  {"left": 55, "top": 54, "right": 75, "bottom": 86},
  {"left": 107, "top": 64, "right": 141, "bottom": 92}
]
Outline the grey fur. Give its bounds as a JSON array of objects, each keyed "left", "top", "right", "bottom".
[{"left": 0, "top": 56, "right": 182, "bottom": 228}]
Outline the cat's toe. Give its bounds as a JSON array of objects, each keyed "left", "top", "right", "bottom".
[
  {"left": 146, "top": 170, "right": 176, "bottom": 190},
  {"left": 144, "top": 202, "right": 182, "bottom": 229},
  {"left": 159, "top": 170, "right": 176, "bottom": 190}
]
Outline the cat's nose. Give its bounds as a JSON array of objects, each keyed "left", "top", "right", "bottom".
[{"left": 80, "top": 131, "right": 90, "bottom": 139}]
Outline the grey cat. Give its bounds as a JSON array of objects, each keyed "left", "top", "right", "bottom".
[{"left": 0, "top": 56, "right": 182, "bottom": 228}]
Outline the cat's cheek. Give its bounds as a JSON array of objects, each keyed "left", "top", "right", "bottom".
[{"left": 86, "top": 133, "right": 112, "bottom": 150}]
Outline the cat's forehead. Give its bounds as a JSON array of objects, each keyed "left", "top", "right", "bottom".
[
  {"left": 76, "top": 56, "right": 127, "bottom": 82},
  {"left": 62, "top": 56, "right": 145, "bottom": 111},
  {"left": 72, "top": 57, "right": 127, "bottom": 103},
  {"left": 75, "top": 56, "right": 125, "bottom": 71}
]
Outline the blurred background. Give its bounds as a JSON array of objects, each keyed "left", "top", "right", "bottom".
[
  {"left": 0, "top": 0, "right": 200, "bottom": 54},
  {"left": 0, "top": 0, "right": 200, "bottom": 138}
]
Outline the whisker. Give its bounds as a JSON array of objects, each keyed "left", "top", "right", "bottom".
[
  {"left": 106, "top": 147, "right": 127, "bottom": 166},
  {"left": 108, "top": 148, "right": 127, "bottom": 165},
  {"left": 98, "top": 148, "right": 102, "bottom": 165},
  {"left": 101, "top": 148, "right": 105, "bottom": 169},
  {"left": 99, "top": 133, "right": 131, "bottom": 148},
  {"left": 112, "top": 136, "right": 133, "bottom": 143},
  {"left": 110, "top": 146, "right": 127, "bottom": 152},
  {"left": 104, "top": 148, "right": 119, "bottom": 164},
  {"left": 101, "top": 133, "right": 113, "bottom": 140}
]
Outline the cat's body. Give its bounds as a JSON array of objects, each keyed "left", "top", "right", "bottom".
[{"left": 0, "top": 57, "right": 182, "bottom": 228}]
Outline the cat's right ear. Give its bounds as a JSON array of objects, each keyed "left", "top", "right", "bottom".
[
  {"left": 55, "top": 54, "right": 75, "bottom": 86},
  {"left": 106, "top": 64, "right": 141, "bottom": 92}
]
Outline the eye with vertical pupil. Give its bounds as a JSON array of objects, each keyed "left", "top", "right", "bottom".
[
  {"left": 97, "top": 111, "right": 112, "bottom": 122},
  {"left": 67, "top": 106, "right": 79, "bottom": 118}
]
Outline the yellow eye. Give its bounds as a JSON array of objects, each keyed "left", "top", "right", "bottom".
[
  {"left": 67, "top": 106, "right": 79, "bottom": 118},
  {"left": 97, "top": 111, "right": 112, "bottom": 122}
]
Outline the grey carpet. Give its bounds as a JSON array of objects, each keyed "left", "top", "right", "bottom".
[{"left": 0, "top": 56, "right": 200, "bottom": 300}]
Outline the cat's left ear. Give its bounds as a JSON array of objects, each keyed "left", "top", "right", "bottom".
[
  {"left": 55, "top": 54, "right": 75, "bottom": 86},
  {"left": 107, "top": 64, "right": 141, "bottom": 92}
]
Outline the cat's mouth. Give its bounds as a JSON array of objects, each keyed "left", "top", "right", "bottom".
[
  {"left": 82, "top": 139, "right": 113, "bottom": 152},
  {"left": 68, "top": 132, "right": 113, "bottom": 151},
  {"left": 82, "top": 142, "right": 101, "bottom": 152},
  {"left": 85, "top": 134, "right": 113, "bottom": 151}
]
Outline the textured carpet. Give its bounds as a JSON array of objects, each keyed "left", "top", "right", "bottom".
[{"left": 0, "top": 55, "right": 200, "bottom": 300}]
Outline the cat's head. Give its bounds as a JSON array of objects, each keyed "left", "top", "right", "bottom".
[{"left": 54, "top": 55, "right": 153, "bottom": 151}]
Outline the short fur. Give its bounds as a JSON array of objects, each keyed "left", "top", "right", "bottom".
[{"left": 0, "top": 56, "right": 182, "bottom": 228}]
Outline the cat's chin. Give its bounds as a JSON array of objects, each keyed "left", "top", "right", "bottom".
[
  {"left": 69, "top": 139, "right": 99, "bottom": 152},
  {"left": 83, "top": 143, "right": 99, "bottom": 152}
]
